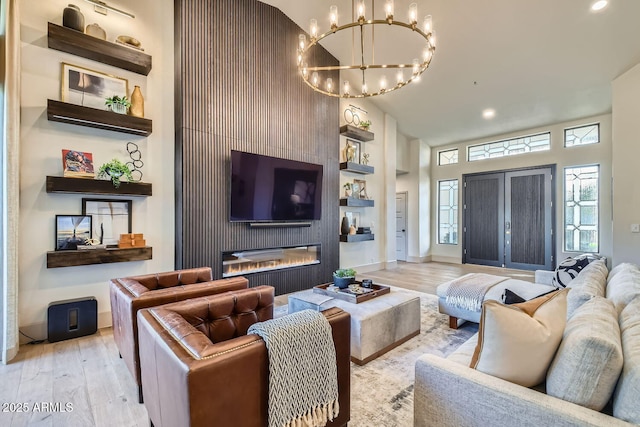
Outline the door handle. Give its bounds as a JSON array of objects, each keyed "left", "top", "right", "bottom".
[
  {"left": 402, "top": 229, "right": 406, "bottom": 232},
  {"left": 505, "top": 221, "right": 511, "bottom": 234}
]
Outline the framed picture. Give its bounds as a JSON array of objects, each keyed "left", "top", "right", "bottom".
[
  {"left": 82, "top": 199, "right": 132, "bottom": 246},
  {"left": 345, "top": 211, "right": 360, "bottom": 228},
  {"left": 61, "top": 63, "right": 129, "bottom": 110},
  {"left": 354, "top": 179, "right": 368, "bottom": 199},
  {"left": 55, "top": 215, "right": 92, "bottom": 251},
  {"left": 350, "top": 181, "right": 361, "bottom": 198},
  {"left": 62, "top": 149, "right": 95, "bottom": 178},
  {"left": 345, "top": 139, "right": 361, "bottom": 163}
]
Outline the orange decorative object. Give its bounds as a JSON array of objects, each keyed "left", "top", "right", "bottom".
[{"left": 118, "top": 233, "right": 146, "bottom": 248}]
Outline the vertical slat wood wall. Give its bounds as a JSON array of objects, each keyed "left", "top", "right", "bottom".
[{"left": 175, "top": 0, "right": 340, "bottom": 294}]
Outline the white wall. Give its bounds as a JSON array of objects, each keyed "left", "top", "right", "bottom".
[
  {"left": 427, "top": 114, "right": 613, "bottom": 265},
  {"left": 19, "top": 0, "right": 175, "bottom": 339},
  {"left": 338, "top": 99, "right": 396, "bottom": 272},
  {"left": 612, "top": 63, "right": 640, "bottom": 265}
]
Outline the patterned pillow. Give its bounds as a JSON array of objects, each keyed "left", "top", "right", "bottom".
[{"left": 552, "top": 254, "right": 603, "bottom": 289}]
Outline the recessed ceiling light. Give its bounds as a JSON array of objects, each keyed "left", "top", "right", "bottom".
[
  {"left": 482, "top": 109, "right": 496, "bottom": 119},
  {"left": 591, "top": 0, "right": 608, "bottom": 11}
]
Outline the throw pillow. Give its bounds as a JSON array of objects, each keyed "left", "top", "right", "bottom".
[
  {"left": 546, "top": 297, "right": 623, "bottom": 411},
  {"left": 470, "top": 289, "right": 568, "bottom": 387},
  {"left": 502, "top": 288, "right": 555, "bottom": 305},
  {"left": 552, "top": 254, "right": 602, "bottom": 289},
  {"left": 565, "top": 259, "right": 609, "bottom": 318},
  {"left": 613, "top": 297, "right": 640, "bottom": 424},
  {"left": 606, "top": 263, "right": 640, "bottom": 315}
]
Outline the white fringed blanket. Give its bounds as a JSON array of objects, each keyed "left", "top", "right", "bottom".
[
  {"left": 445, "top": 273, "right": 508, "bottom": 311},
  {"left": 248, "top": 309, "right": 339, "bottom": 427}
]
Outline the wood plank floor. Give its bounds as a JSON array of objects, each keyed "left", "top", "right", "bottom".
[{"left": 1, "top": 262, "right": 534, "bottom": 426}]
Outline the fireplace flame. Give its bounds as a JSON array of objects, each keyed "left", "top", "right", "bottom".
[{"left": 222, "top": 248, "right": 320, "bottom": 277}]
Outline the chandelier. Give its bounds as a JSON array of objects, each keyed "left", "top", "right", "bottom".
[{"left": 297, "top": 0, "right": 436, "bottom": 98}]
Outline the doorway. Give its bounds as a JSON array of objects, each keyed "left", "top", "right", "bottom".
[
  {"left": 396, "top": 192, "right": 408, "bottom": 261},
  {"left": 463, "top": 166, "right": 554, "bottom": 270}
]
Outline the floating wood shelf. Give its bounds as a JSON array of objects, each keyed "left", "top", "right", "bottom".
[
  {"left": 340, "top": 125, "right": 374, "bottom": 142},
  {"left": 47, "top": 246, "right": 153, "bottom": 268},
  {"left": 340, "top": 234, "right": 375, "bottom": 242},
  {"left": 46, "top": 176, "right": 152, "bottom": 196},
  {"left": 47, "top": 100, "right": 152, "bottom": 136},
  {"left": 340, "top": 162, "right": 374, "bottom": 174},
  {"left": 48, "top": 22, "right": 152, "bottom": 75},
  {"left": 339, "top": 197, "right": 375, "bottom": 207}
]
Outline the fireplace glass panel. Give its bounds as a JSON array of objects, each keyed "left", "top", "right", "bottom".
[{"left": 222, "top": 244, "right": 321, "bottom": 277}]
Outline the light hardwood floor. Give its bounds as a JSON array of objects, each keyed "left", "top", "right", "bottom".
[{"left": 1, "top": 262, "right": 534, "bottom": 427}]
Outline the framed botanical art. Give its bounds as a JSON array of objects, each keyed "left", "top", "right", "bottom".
[
  {"left": 61, "top": 63, "right": 128, "bottom": 110},
  {"left": 55, "top": 215, "right": 92, "bottom": 251},
  {"left": 82, "top": 198, "right": 132, "bottom": 246}
]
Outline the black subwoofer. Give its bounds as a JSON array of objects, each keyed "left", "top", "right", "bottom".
[{"left": 47, "top": 297, "right": 97, "bottom": 343}]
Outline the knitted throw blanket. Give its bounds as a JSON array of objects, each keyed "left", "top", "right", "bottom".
[
  {"left": 445, "top": 273, "right": 508, "bottom": 311},
  {"left": 248, "top": 309, "right": 339, "bottom": 427}
]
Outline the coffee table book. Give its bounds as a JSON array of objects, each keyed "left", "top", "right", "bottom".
[{"left": 313, "top": 282, "right": 390, "bottom": 304}]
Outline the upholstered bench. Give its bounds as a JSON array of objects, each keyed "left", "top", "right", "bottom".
[
  {"left": 288, "top": 289, "right": 420, "bottom": 365},
  {"left": 436, "top": 273, "right": 555, "bottom": 328}
]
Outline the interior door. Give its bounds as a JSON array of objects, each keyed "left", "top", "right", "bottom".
[
  {"left": 463, "top": 173, "right": 505, "bottom": 267},
  {"left": 396, "top": 192, "right": 407, "bottom": 261},
  {"left": 505, "top": 169, "right": 553, "bottom": 270}
]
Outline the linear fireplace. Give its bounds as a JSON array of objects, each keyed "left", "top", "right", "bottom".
[{"left": 222, "top": 244, "right": 321, "bottom": 278}]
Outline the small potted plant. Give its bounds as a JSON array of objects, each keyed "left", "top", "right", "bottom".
[
  {"left": 359, "top": 120, "right": 371, "bottom": 131},
  {"left": 333, "top": 268, "right": 357, "bottom": 289},
  {"left": 105, "top": 95, "right": 131, "bottom": 114},
  {"left": 97, "top": 159, "right": 133, "bottom": 188}
]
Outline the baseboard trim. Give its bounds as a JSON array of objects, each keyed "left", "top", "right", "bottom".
[
  {"left": 430, "top": 255, "right": 462, "bottom": 264},
  {"left": 406, "top": 255, "right": 431, "bottom": 263},
  {"left": 19, "top": 311, "right": 112, "bottom": 344},
  {"left": 353, "top": 262, "right": 386, "bottom": 274}
]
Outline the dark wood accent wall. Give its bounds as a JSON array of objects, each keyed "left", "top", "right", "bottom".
[{"left": 175, "top": 0, "right": 340, "bottom": 294}]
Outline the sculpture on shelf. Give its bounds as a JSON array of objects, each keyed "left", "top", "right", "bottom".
[
  {"left": 126, "top": 142, "right": 144, "bottom": 181},
  {"left": 361, "top": 153, "right": 370, "bottom": 165}
]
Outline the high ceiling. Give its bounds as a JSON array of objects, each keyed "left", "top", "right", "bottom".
[{"left": 260, "top": 0, "right": 640, "bottom": 146}]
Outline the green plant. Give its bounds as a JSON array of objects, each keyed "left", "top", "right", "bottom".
[
  {"left": 97, "top": 159, "right": 133, "bottom": 188},
  {"left": 359, "top": 120, "right": 371, "bottom": 130},
  {"left": 334, "top": 268, "right": 357, "bottom": 278},
  {"left": 105, "top": 95, "right": 131, "bottom": 108}
]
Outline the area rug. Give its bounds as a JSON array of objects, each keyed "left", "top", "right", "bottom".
[{"left": 276, "top": 288, "right": 479, "bottom": 427}]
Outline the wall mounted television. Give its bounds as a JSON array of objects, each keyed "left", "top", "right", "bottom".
[{"left": 230, "top": 150, "right": 323, "bottom": 222}]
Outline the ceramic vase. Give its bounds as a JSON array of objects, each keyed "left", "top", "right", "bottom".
[
  {"left": 130, "top": 86, "right": 144, "bottom": 118},
  {"left": 85, "top": 23, "right": 106, "bottom": 40},
  {"left": 63, "top": 4, "right": 84, "bottom": 32},
  {"left": 341, "top": 215, "right": 350, "bottom": 235}
]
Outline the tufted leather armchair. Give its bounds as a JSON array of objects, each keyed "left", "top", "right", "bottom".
[
  {"left": 137, "top": 285, "right": 351, "bottom": 427},
  {"left": 109, "top": 267, "right": 248, "bottom": 402}
]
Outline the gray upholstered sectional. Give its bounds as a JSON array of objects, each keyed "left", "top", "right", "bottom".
[{"left": 415, "top": 261, "right": 640, "bottom": 427}]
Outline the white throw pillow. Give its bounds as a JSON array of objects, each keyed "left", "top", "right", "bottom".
[
  {"left": 470, "top": 289, "right": 568, "bottom": 387},
  {"left": 553, "top": 254, "right": 603, "bottom": 289}
]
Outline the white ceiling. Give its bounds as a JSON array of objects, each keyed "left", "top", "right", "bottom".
[{"left": 260, "top": 0, "right": 640, "bottom": 146}]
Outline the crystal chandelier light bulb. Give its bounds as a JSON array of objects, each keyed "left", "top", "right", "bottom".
[
  {"left": 409, "top": 3, "right": 418, "bottom": 25},
  {"left": 343, "top": 80, "right": 350, "bottom": 96},
  {"left": 380, "top": 75, "right": 388, "bottom": 92},
  {"left": 302, "top": 62, "right": 308, "bottom": 78},
  {"left": 384, "top": 0, "right": 394, "bottom": 20},
  {"left": 362, "top": 83, "right": 368, "bottom": 94},
  {"left": 312, "top": 72, "right": 319, "bottom": 86},
  {"left": 298, "top": 34, "right": 306, "bottom": 51},
  {"left": 310, "top": 19, "right": 318, "bottom": 39},
  {"left": 412, "top": 58, "right": 420, "bottom": 75},
  {"left": 326, "top": 78, "right": 333, "bottom": 92},
  {"left": 429, "top": 30, "right": 437, "bottom": 48},
  {"left": 397, "top": 70, "right": 404, "bottom": 84},
  {"left": 423, "top": 15, "right": 433, "bottom": 33},
  {"left": 330, "top": 5, "right": 338, "bottom": 29},
  {"left": 423, "top": 48, "right": 432, "bottom": 62},
  {"left": 357, "top": 0, "right": 366, "bottom": 20}
]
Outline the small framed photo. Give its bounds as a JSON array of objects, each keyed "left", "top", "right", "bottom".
[
  {"left": 62, "top": 149, "right": 95, "bottom": 178},
  {"left": 82, "top": 199, "right": 132, "bottom": 246},
  {"left": 344, "top": 139, "right": 361, "bottom": 164},
  {"left": 354, "top": 179, "right": 368, "bottom": 199},
  {"left": 345, "top": 211, "right": 360, "bottom": 228},
  {"left": 61, "top": 63, "right": 129, "bottom": 110},
  {"left": 55, "top": 215, "right": 92, "bottom": 251},
  {"left": 350, "top": 180, "right": 360, "bottom": 198}
]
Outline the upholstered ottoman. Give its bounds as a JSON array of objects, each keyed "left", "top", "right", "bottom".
[
  {"left": 436, "top": 273, "right": 555, "bottom": 328},
  {"left": 288, "top": 289, "right": 421, "bottom": 365}
]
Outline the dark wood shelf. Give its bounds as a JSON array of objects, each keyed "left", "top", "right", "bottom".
[
  {"left": 340, "top": 124, "right": 374, "bottom": 142},
  {"left": 340, "top": 162, "right": 374, "bottom": 174},
  {"left": 47, "top": 246, "right": 152, "bottom": 268},
  {"left": 339, "top": 197, "right": 375, "bottom": 207},
  {"left": 340, "top": 234, "right": 375, "bottom": 242},
  {"left": 47, "top": 99, "right": 152, "bottom": 136},
  {"left": 46, "top": 176, "right": 152, "bottom": 196},
  {"left": 48, "top": 22, "right": 152, "bottom": 75}
]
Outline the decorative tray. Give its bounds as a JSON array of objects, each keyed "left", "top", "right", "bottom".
[{"left": 313, "top": 281, "right": 390, "bottom": 304}]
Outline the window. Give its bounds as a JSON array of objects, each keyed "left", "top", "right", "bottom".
[
  {"left": 438, "top": 148, "right": 458, "bottom": 165},
  {"left": 564, "top": 165, "right": 599, "bottom": 253},
  {"left": 438, "top": 179, "right": 458, "bottom": 244},
  {"left": 468, "top": 132, "right": 550, "bottom": 162},
  {"left": 564, "top": 124, "right": 599, "bottom": 147}
]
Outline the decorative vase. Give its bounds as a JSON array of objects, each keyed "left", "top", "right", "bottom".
[
  {"left": 341, "top": 215, "right": 350, "bottom": 235},
  {"left": 129, "top": 86, "right": 144, "bottom": 118},
  {"left": 85, "top": 23, "right": 106, "bottom": 40},
  {"left": 349, "top": 225, "right": 357, "bottom": 235},
  {"left": 333, "top": 274, "right": 353, "bottom": 289},
  {"left": 63, "top": 4, "right": 84, "bottom": 32}
]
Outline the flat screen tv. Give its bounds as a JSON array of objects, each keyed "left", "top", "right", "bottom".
[{"left": 230, "top": 150, "right": 323, "bottom": 222}]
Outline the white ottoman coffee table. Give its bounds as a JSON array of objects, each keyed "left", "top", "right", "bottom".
[{"left": 288, "top": 288, "right": 420, "bottom": 365}]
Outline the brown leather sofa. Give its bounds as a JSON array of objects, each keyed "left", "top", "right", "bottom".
[
  {"left": 137, "top": 285, "right": 351, "bottom": 427},
  {"left": 109, "top": 267, "right": 248, "bottom": 402}
]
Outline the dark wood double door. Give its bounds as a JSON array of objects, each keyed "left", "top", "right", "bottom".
[{"left": 463, "top": 166, "right": 554, "bottom": 271}]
